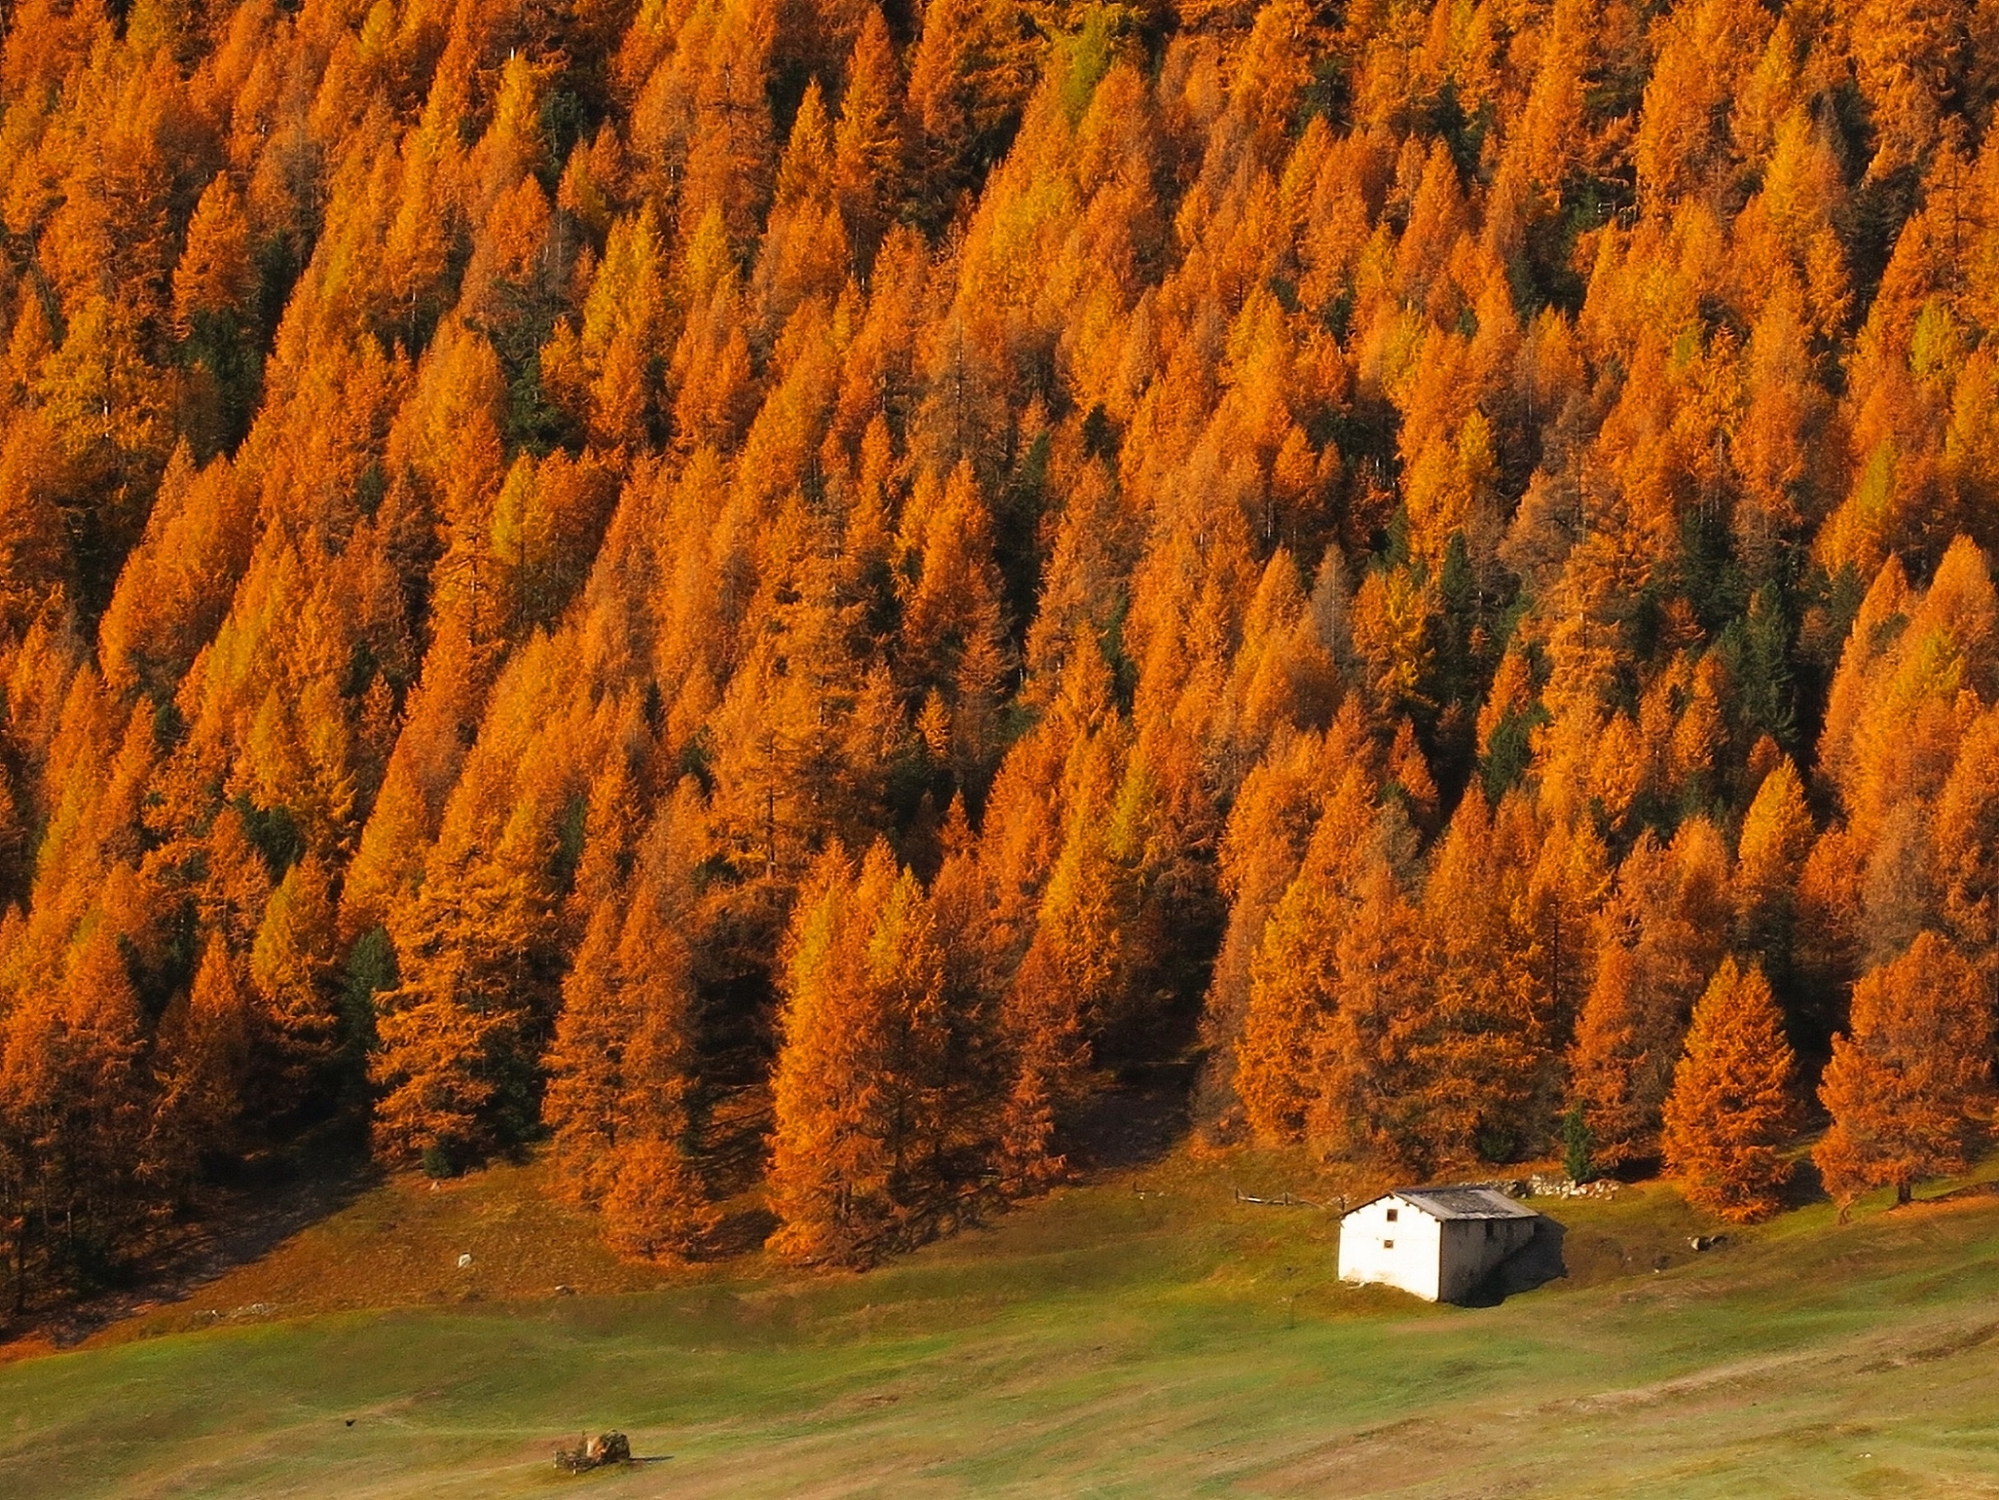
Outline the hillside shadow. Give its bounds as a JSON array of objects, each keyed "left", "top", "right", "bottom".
[
  {"left": 701, "top": 1076, "right": 773, "bottom": 1201},
  {"left": 706, "top": 1207, "right": 778, "bottom": 1260},
  {"left": 1920, "top": 1180, "right": 1999, "bottom": 1206},
  {"left": 1780, "top": 1154, "right": 1829, "bottom": 1211},
  {"left": 1, "top": 1149, "right": 381, "bottom": 1351},
  {"left": 1461, "top": 1217, "right": 1568, "bottom": 1306},
  {"left": 1065, "top": 1062, "right": 1194, "bottom": 1172}
]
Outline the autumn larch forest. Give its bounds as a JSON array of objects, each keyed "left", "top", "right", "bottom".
[{"left": 0, "top": 0, "right": 1992, "bottom": 1303}]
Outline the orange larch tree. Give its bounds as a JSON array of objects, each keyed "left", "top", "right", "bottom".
[
  {"left": 1815, "top": 932, "right": 1996, "bottom": 1214},
  {"left": 1660, "top": 958, "right": 1800, "bottom": 1223},
  {"left": 597, "top": 881, "right": 716, "bottom": 1261},
  {"left": 1734, "top": 758, "right": 1816, "bottom": 983},
  {"left": 1311, "top": 855, "right": 1426, "bottom": 1175},
  {"left": 1567, "top": 823, "right": 1733, "bottom": 1168},
  {"left": 767, "top": 840, "right": 950, "bottom": 1264},
  {"left": 541, "top": 898, "right": 629, "bottom": 1196},
  {"left": 996, "top": 722, "right": 1133, "bottom": 1189},
  {"left": 248, "top": 854, "right": 341, "bottom": 1113},
  {"left": 0, "top": 919, "right": 151, "bottom": 1295},
  {"left": 1409, "top": 791, "right": 1548, "bottom": 1166},
  {"left": 147, "top": 937, "right": 255, "bottom": 1191},
  {"left": 1235, "top": 763, "right": 1381, "bottom": 1144}
]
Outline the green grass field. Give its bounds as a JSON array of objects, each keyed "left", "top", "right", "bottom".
[{"left": 5, "top": 1152, "right": 1999, "bottom": 1498}]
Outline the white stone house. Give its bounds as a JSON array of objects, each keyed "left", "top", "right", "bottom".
[{"left": 1337, "top": 1187, "right": 1542, "bottom": 1303}]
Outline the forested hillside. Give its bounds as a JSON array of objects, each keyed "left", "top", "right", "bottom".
[{"left": 1, "top": 0, "right": 1996, "bottom": 1297}]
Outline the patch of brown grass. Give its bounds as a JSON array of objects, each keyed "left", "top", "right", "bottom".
[{"left": 80, "top": 1158, "right": 730, "bottom": 1350}]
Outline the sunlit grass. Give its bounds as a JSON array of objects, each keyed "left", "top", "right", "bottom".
[{"left": 5, "top": 1150, "right": 1999, "bottom": 1496}]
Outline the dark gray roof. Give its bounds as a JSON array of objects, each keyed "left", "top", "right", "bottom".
[{"left": 1351, "top": 1186, "right": 1540, "bottom": 1221}]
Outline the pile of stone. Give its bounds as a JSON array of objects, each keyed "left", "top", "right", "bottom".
[
  {"left": 1418, "top": 1174, "right": 1623, "bottom": 1202},
  {"left": 554, "top": 1431, "right": 631, "bottom": 1473},
  {"left": 1525, "top": 1173, "right": 1620, "bottom": 1200}
]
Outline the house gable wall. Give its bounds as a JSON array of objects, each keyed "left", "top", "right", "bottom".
[{"left": 1336, "top": 1196, "right": 1443, "bottom": 1301}]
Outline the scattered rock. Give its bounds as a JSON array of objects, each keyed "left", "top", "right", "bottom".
[
  {"left": 1689, "top": 1234, "right": 1728, "bottom": 1252},
  {"left": 1526, "top": 1174, "right": 1620, "bottom": 1201},
  {"left": 555, "top": 1284, "right": 576, "bottom": 1296},
  {"left": 457, "top": 1253, "right": 473, "bottom": 1269}
]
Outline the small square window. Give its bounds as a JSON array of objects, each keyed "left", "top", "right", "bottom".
[
  {"left": 1382, "top": 1239, "right": 1394, "bottom": 1250},
  {"left": 1385, "top": 1208, "right": 1398, "bottom": 1223}
]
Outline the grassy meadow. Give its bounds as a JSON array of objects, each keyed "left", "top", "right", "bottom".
[{"left": 4, "top": 1152, "right": 1999, "bottom": 1498}]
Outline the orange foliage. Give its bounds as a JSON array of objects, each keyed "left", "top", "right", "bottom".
[
  {"left": 1660, "top": 958, "right": 1799, "bottom": 1222},
  {"left": 1815, "top": 933, "right": 1995, "bottom": 1212},
  {"left": 7, "top": 0, "right": 1999, "bottom": 1288},
  {"left": 768, "top": 841, "right": 952, "bottom": 1264}
]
